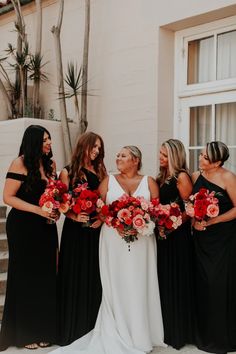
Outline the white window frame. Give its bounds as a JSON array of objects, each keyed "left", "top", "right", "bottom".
[
  {"left": 175, "top": 15, "right": 236, "bottom": 98},
  {"left": 174, "top": 15, "right": 236, "bottom": 164}
]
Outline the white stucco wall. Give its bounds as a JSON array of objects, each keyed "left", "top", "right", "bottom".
[
  {"left": 1, "top": 0, "right": 236, "bottom": 180},
  {"left": 0, "top": 118, "right": 79, "bottom": 204}
]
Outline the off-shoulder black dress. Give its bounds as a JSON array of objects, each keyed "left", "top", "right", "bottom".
[
  {"left": 0, "top": 172, "right": 58, "bottom": 350},
  {"left": 57, "top": 167, "right": 102, "bottom": 346},
  {"left": 193, "top": 174, "right": 236, "bottom": 354}
]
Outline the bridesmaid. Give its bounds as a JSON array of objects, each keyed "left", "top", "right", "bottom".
[
  {"left": 192, "top": 141, "right": 236, "bottom": 354},
  {"left": 156, "top": 139, "right": 195, "bottom": 349},
  {"left": 57, "top": 131, "right": 107, "bottom": 346},
  {"left": 0, "top": 125, "right": 58, "bottom": 350}
]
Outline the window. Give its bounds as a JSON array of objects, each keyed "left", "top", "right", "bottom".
[{"left": 175, "top": 16, "right": 236, "bottom": 173}]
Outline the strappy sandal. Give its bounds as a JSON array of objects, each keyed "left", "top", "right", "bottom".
[{"left": 24, "top": 343, "right": 38, "bottom": 350}]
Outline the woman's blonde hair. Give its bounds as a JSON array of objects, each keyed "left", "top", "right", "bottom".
[
  {"left": 123, "top": 145, "right": 142, "bottom": 171},
  {"left": 157, "top": 139, "right": 188, "bottom": 184}
]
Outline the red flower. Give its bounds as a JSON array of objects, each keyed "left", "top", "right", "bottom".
[
  {"left": 39, "top": 179, "right": 68, "bottom": 214},
  {"left": 99, "top": 193, "right": 155, "bottom": 245},
  {"left": 71, "top": 183, "right": 100, "bottom": 216},
  {"left": 185, "top": 188, "right": 220, "bottom": 222}
]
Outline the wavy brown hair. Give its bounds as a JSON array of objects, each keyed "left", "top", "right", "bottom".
[{"left": 68, "top": 131, "right": 106, "bottom": 185}]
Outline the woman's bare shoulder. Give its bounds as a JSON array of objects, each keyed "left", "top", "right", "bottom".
[
  {"left": 8, "top": 156, "right": 27, "bottom": 174},
  {"left": 191, "top": 171, "right": 200, "bottom": 184}
]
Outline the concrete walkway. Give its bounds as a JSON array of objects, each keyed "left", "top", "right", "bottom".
[{"left": 4, "top": 344, "right": 236, "bottom": 354}]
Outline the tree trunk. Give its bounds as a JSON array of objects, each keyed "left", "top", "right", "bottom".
[
  {"left": 11, "top": 0, "right": 27, "bottom": 117},
  {"left": 0, "top": 78, "right": 13, "bottom": 118},
  {"left": 80, "top": 0, "right": 90, "bottom": 135},
  {"left": 51, "top": 0, "right": 72, "bottom": 162},
  {"left": 33, "top": 0, "right": 42, "bottom": 118},
  {"left": 74, "top": 94, "right": 80, "bottom": 123}
]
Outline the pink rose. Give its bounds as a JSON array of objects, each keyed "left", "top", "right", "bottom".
[
  {"left": 117, "top": 208, "right": 131, "bottom": 221},
  {"left": 42, "top": 201, "right": 53, "bottom": 213},
  {"left": 85, "top": 200, "right": 93, "bottom": 209},
  {"left": 132, "top": 215, "right": 146, "bottom": 230},
  {"left": 105, "top": 216, "right": 113, "bottom": 226},
  {"left": 59, "top": 202, "right": 70, "bottom": 214},
  {"left": 185, "top": 202, "right": 195, "bottom": 217},
  {"left": 96, "top": 198, "right": 104, "bottom": 208},
  {"left": 206, "top": 204, "right": 219, "bottom": 218},
  {"left": 140, "top": 200, "right": 149, "bottom": 211}
]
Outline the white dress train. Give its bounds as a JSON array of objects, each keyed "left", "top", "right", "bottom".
[{"left": 51, "top": 175, "right": 166, "bottom": 354}]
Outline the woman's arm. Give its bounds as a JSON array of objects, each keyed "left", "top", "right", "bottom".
[
  {"left": 98, "top": 175, "right": 109, "bottom": 202},
  {"left": 59, "top": 168, "right": 90, "bottom": 224},
  {"left": 59, "top": 168, "right": 70, "bottom": 188},
  {"left": 3, "top": 158, "right": 51, "bottom": 219},
  {"left": 206, "top": 171, "right": 236, "bottom": 226},
  {"left": 148, "top": 176, "right": 159, "bottom": 199},
  {"left": 177, "top": 172, "right": 193, "bottom": 200},
  {"left": 177, "top": 172, "right": 193, "bottom": 224}
]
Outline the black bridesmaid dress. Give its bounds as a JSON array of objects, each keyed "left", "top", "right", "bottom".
[
  {"left": 57, "top": 167, "right": 102, "bottom": 346},
  {"left": 0, "top": 172, "right": 58, "bottom": 350},
  {"left": 157, "top": 175, "right": 195, "bottom": 349},
  {"left": 193, "top": 174, "right": 236, "bottom": 354}
]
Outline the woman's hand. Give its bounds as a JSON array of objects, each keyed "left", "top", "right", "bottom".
[
  {"left": 90, "top": 219, "right": 102, "bottom": 228},
  {"left": 158, "top": 226, "right": 167, "bottom": 239},
  {"left": 36, "top": 206, "right": 56, "bottom": 222},
  {"left": 49, "top": 209, "right": 60, "bottom": 222},
  {"left": 117, "top": 228, "right": 137, "bottom": 237},
  {"left": 75, "top": 212, "right": 89, "bottom": 223},
  {"left": 193, "top": 219, "right": 207, "bottom": 231}
]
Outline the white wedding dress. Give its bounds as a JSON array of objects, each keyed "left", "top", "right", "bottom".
[{"left": 51, "top": 175, "right": 166, "bottom": 354}]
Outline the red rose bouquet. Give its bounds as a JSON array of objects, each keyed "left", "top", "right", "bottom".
[
  {"left": 39, "top": 179, "right": 70, "bottom": 223},
  {"left": 185, "top": 187, "right": 219, "bottom": 222},
  {"left": 100, "top": 193, "right": 156, "bottom": 248},
  {"left": 149, "top": 199, "right": 182, "bottom": 239},
  {"left": 70, "top": 182, "right": 101, "bottom": 226}
]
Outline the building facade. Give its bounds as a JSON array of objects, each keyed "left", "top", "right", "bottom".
[{"left": 0, "top": 0, "right": 236, "bottom": 177}]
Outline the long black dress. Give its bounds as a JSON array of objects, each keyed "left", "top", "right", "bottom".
[
  {"left": 157, "top": 175, "right": 195, "bottom": 349},
  {"left": 193, "top": 174, "right": 236, "bottom": 354},
  {"left": 57, "top": 168, "right": 102, "bottom": 346},
  {"left": 0, "top": 172, "right": 58, "bottom": 351}
]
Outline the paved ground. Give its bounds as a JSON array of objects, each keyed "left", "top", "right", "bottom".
[{"left": 5, "top": 344, "right": 236, "bottom": 354}]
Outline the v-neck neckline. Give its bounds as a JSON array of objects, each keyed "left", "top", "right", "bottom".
[{"left": 112, "top": 174, "right": 145, "bottom": 197}]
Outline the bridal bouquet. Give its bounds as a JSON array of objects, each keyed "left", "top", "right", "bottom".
[
  {"left": 149, "top": 199, "right": 182, "bottom": 239},
  {"left": 100, "top": 193, "right": 156, "bottom": 248},
  {"left": 71, "top": 182, "right": 101, "bottom": 226},
  {"left": 39, "top": 179, "right": 70, "bottom": 223},
  {"left": 185, "top": 187, "right": 219, "bottom": 222}
]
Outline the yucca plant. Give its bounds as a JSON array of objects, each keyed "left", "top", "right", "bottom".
[
  {"left": 28, "top": 53, "right": 48, "bottom": 117},
  {"left": 6, "top": 40, "right": 30, "bottom": 116},
  {"left": 63, "top": 62, "right": 85, "bottom": 124},
  {"left": 62, "top": 61, "right": 93, "bottom": 133}
]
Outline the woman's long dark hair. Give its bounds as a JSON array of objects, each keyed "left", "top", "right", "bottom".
[
  {"left": 69, "top": 131, "right": 107, "bottom": 185},
  {"left": 19, "top": 125, "right": 54, "bottom": 189}
]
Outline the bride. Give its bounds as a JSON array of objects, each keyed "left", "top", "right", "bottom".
[{"left": 51, "top": 146, "right": 166, "bottom": 354}]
